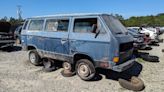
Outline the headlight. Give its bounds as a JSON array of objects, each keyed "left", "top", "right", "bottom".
[{"left": 137, "top": 37, "right": 144, "bottom": 42}]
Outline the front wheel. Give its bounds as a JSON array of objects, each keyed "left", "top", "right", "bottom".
[
  {"left": 76, "top": 59, "right": 95, "bottom": 81},
  {"left": 29, "top": 50, "right": 41, "bottom": 66}
]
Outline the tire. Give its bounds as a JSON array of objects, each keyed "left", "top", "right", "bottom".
[
  {"left": 140, "top": 54, "right": 159, "bottom": 62},
  {"left": 29, "top": 50, "right": 41, "bottom": 66},
  {"left": 61, "top": 62, "right": 75, "bottom": 77},
  {"left": 43, "top": 59, "right": 53, "bottom": 68},
  {"left": 42, "top": 59, "right": 56, "bottom": 72},
  {"left": 162, "top": 49, "right": 164, "bottom": 52},
  {"left": 118, "top": 76, "right": 145, "bottom": 91},
  {"left": 158, "top": 39, "right": 163, "bottom": 43},
  {"left": 63, "top": 62, "right": 72, "bottom": 71},
  {"left": 61, "top": 70, "right": 75, "bottom": 77},
  {"left": 76, "top": 59, "right": 95, "bottom": 81},
  {"left": 42, "top": 67, "right": 56, "bottom": 72}
]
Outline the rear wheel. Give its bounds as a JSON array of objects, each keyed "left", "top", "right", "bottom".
[
  {"left": 29, "top": 50, "right": 41, "bottom": 66},
  {"left": 76, "top": 59, "right": 95, "bottom": 81}
]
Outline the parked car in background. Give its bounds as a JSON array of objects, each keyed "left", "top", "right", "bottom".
[
  {"left": 146, "top": 27, "right": 160, "bottom": 35},
  {"left": 0, "top": 22, "right": 15, "bottom": 48},
  {"left": 128, "top": 29, "right": 150, "bottom": 50},
  {"left": 127, "top": 28, "right": 142, "bottom": 34},
  {"left": 128, "top": 27, "right": 158, "bottom": 43},
  {"left": 21, "top": 13, "right": 135, "bottom": 81},
  {"left": 159, "top": 27, "right": 164, "bottom": 33}
]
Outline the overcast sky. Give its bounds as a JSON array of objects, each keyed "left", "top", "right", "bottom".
[{"left": 0, "top": 0, "right": 164, "bottom": 19}]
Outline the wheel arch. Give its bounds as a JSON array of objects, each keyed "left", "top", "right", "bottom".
[
  {"left": 73, "top": 53, "right": 95, "bottom": 66},
  {"left": 27, "top": 45, "right": 37, "bottom": 50}
]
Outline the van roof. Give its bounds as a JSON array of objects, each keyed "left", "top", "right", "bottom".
[{"left": 29, "top": 13, "right": 109, "bottom": 19}]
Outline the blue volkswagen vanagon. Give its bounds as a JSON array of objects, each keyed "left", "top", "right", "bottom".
[{"left": 21, "top": 13, "right": 135, "bottom": 80}]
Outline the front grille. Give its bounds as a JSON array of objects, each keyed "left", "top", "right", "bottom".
[
  {"left": 116, "top": 50, "right": 133, "bottom": 65},
  {"left": 116, "top": 42, "right": 134, "bottom": 65}
]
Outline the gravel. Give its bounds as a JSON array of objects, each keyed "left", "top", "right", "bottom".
[{"left": 0, "top": 34, "right": 164, "bottom": 92}]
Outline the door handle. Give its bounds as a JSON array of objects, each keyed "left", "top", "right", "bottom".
[
  {"left": 61, "top": 39, "right": 68, "bottom": 44},
  {"left": 61, "top": 39, "right": 67, "bottom": 41}
]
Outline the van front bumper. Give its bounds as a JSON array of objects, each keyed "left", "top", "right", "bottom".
[{"left": 112, "top": 58, "right": 135, "bottom": 72}]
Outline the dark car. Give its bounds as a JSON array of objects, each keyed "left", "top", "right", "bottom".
[{"left": 0, "top": 22, "right": 15, "bottom": 48}]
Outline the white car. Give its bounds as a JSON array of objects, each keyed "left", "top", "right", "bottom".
[
  {"left": 140, "top": 28, "right": 157, "bottom": 40},
  {"left": 160, "top": 27, "right": 164, "bottom": 33},
  {"left": 146, "top": 27, "right": 160, "bottom": 35},
  {"left": 127, "top": 27, "right": 157, "bottom": 40}
]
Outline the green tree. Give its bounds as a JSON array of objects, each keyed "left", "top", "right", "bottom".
[
  {"left": 122, "top": 13, "right": 164, "bottom": 27},
  {"left": 0, "top": 16, "right": 8, "bottom": 22},
  {"left": 9, "top": 17, "right": 23, "bottom": 25},
  {"left": 115, "top": 14, "right": 124, "bottom": 20}
]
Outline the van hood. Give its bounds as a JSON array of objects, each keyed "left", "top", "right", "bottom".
[{"left": 115, "top": 34, "right": 134, "bottom": 43}]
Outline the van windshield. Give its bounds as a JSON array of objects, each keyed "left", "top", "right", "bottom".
[{"left": 102, "top": 15, "right": 127, "bottom": 34}]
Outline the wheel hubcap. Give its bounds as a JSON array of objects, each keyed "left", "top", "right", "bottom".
[
  {"left": 78, "top": 64, "right": 90, "bottom": 77},
  {"left": 63, "top": 62, "right": 71, "bottom": 70},
  {"left": 30, "top": 53, "right": 36, "bottom": 64}
]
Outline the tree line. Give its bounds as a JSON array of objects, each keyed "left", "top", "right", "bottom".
[
  {"left": 0, "top": 16, "right": 23, "bottom": 26},
  {"left": 115, "top": 13, "right": 164, "bottom": 27},
  {"left": 0, "top": 13, "right": 164, "bottom": 27}
]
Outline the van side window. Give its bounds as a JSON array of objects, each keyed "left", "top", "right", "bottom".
[
  {"left": 73, "top": 18, "right": 97, "bottom": 33},
  {"left": 28, "top": 20, "right": 44, "bottom": 31},
  {"left": 45, "top": 19, "right": 69, "bottom": 32},
  {"left": 23, "top": 20, "right": 29, "bottom": 30}
]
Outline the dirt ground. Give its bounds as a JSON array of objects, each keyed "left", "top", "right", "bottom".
[{"left": 0, "top": 34, "right": 164, "bottom": 92}]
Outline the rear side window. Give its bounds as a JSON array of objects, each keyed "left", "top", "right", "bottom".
[
  {"left": 28, "top": 20, "right": 44, "bottom": 31},
  {"left": 23, "top": 20, "right": 29, "bottom": 30},
  {"left": 45, "top": 19, "right": 69, "bottom": 32},
  {"left": 73, "top": 18, "right": 97, "bottom": 33}
]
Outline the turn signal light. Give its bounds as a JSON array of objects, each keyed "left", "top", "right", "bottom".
[{"left": 113, "top": 57, "right": 119, "bottom": 63}]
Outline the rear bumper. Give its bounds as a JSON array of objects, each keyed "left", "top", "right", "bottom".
[{"left": 112, "top": 58, "right": 135, "bottom": 72}]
